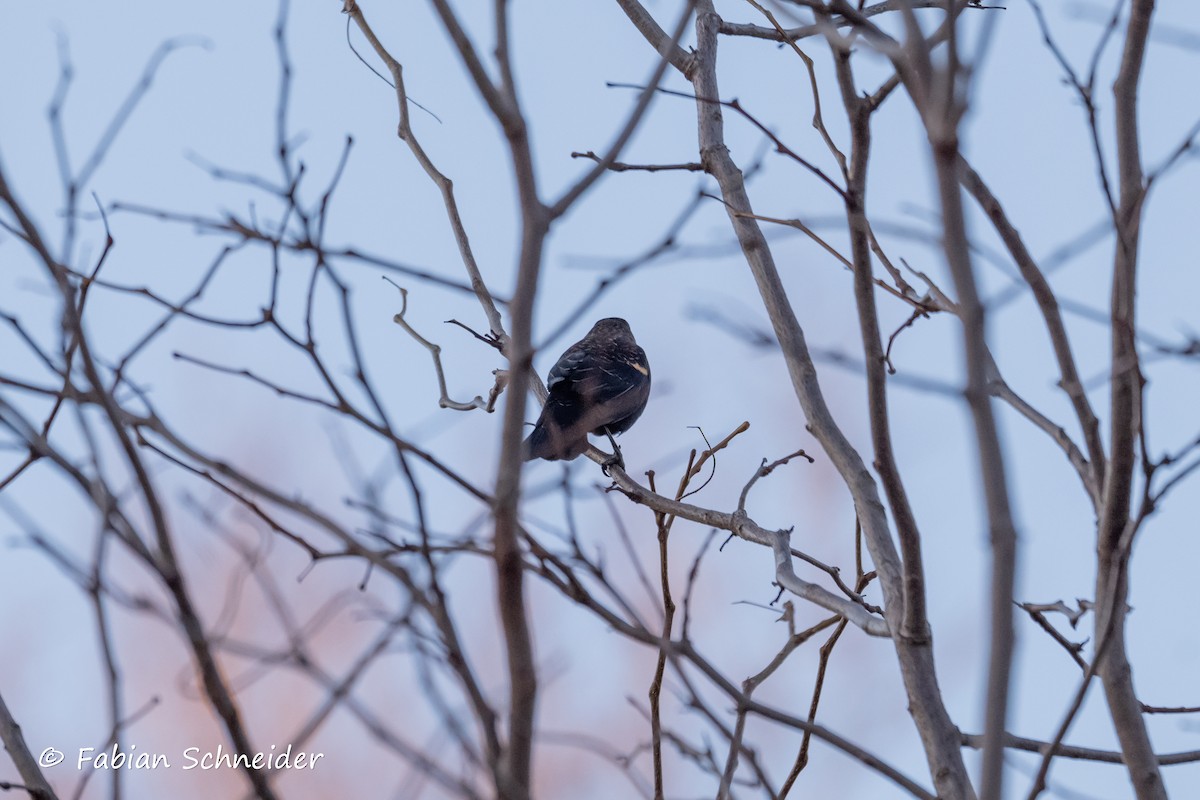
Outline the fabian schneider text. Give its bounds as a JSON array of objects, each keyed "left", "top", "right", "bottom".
[{"left": 63, "top": 744, "right": 325, "bottom": 771}]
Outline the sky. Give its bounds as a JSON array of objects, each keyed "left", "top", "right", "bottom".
[{"left": 2, "top": 1, "right": 1200, "bottom": 799}]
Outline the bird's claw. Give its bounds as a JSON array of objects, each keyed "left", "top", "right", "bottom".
[
  {"left": 601, "top": 449, "right": 625, "bottom": 477},
  {"left": 600, "top": 427, "right": 624, "bottom": 476}
]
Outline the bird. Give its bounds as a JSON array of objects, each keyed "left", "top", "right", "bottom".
[{"left": 524, "top": 317, "right": 651, "bottom": 467}]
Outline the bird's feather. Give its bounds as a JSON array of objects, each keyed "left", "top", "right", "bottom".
[{"left": 524, "top": 318, "right": 651, "bottom": 462}]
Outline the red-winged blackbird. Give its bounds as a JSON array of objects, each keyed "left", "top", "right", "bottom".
[{"left": 524, "top": 317, "right": 651, "bottom": 463}]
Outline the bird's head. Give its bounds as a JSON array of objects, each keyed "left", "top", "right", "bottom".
[{"left": 588, "top": 317, "right": 635, "bottom": 342}]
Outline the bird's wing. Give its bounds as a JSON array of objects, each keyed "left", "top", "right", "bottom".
[
  {"left": 569, "top": 362, "right": 648, "bottom": 439},
  {"left": 546, "top": 344, "right": 592, "bottom": 390},
  {"left": 590, "top": 365, "right": 638, "bottom": 401}
]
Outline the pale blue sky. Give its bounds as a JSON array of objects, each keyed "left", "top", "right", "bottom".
[{"left": 2, "top": 2, "right": 1200, "bottom": 798}]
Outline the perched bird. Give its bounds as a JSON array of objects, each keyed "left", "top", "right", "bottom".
[{"left": 524, "top": 317, "right": 651, "bottom": 465}]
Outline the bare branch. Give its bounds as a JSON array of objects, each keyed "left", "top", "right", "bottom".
[
  {"left": 0, "top": 692, "right": 58, "bottom": 800},
  {"left": 388, "top": 280, "right": 492, "bottom": 411},
  {"left": 961, "top": 731, "right": 1200, "bottom": 766}
]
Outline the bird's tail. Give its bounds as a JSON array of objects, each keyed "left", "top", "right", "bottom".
[
  {"left": 523, "top": 423, "right": 549, "bottom": 462},
  {"left": 523, "top": 420, "right": 587, "bottom": 461}
]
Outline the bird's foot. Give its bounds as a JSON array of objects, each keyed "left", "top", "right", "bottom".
[
  {"left": 600, "top": 428, "right": 624, "bottom": 476},
  {"left": 601, "top": 449, "right": 625, "bottom": 477}
]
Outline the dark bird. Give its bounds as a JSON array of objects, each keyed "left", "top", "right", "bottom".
[{"left": 524, "top": 317, "right": 651, "bottom": 465}]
